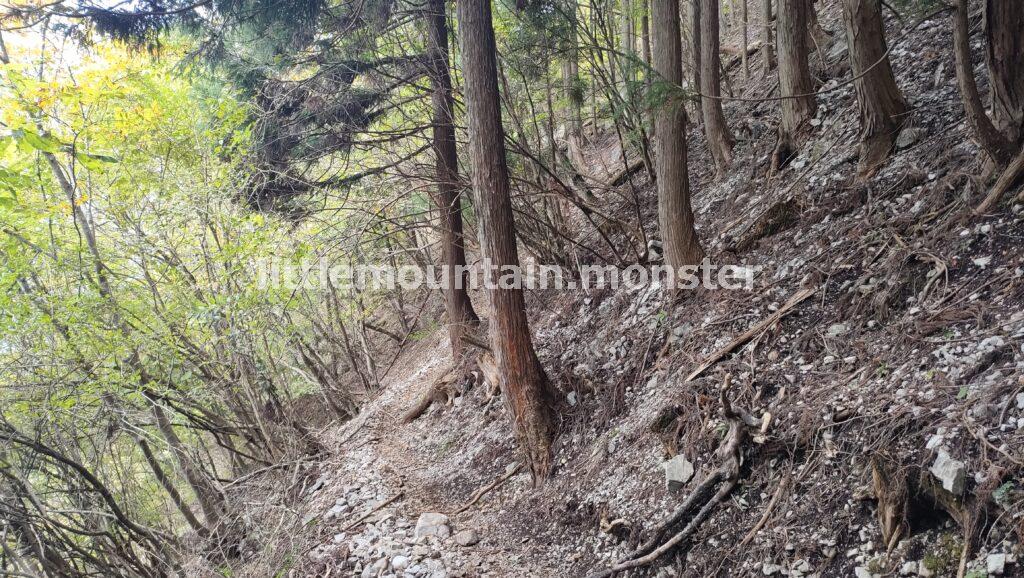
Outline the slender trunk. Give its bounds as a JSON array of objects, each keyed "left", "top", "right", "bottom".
[
  {"left": 689, "top": 0, "right": 703, "bottom": 126},
  {"left": 621, "top": 0, "right": 635, "bottom": 99},
  {"left": 563, "top": 2, "right": 584, "bottom": 145},
  {"left": 841, "top": 0, "right": 908, "bottom": 179},
  {"left": 641, "top": 0, "right": 654, "bottom": 131},
  {"left": 741, "top": 0, "right": 750, "bottom": 80},
  {"left": 150, "top": 403, "right": 224, "bottom": 527},
  {"left": 652, "top": 0, "right": 705, "bottom": 268},
  {"left": 456, "top": 0, "right": 560, "bottom": 483},
  {"left": 807, "top": 0, "right": 831, "bottom": 54},
  {"left": 134, "top": 434, "right": 206, "bottom": 534},
  {"left": 952, "top": 0, "right": 1014, "bottom": 166},
  {"left": 773, "top": 0, "right": 816, "bottom": 170},
  {"left": 427, "top": 0, "right": 479, "bottom": 356},
  {"left": 700, "top": 0, "right": 734, "bottom": 176},
  {"left": 762, "top": 0, "right": 776, "bottom": 74},
  {"left": 985, "top": 0, "right": 1024, "bottom": 149}
]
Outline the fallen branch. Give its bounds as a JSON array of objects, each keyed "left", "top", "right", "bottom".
[
  {"left": 684, "top": 287, "right": 816, "bottom": 382},
  {"left": 974, "top": 148, "right": 1024, "bottom": 215},
  {"left": 739, "top": 470, "right": 791, "bottom": 546},
  {"left": 342, "top": 492, "right": 404, "bottom": 532},
  {"left": 452, "top": 463, "right": 522, "bottom": 516}
]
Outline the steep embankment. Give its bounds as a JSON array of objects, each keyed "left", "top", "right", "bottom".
[{"left": 204, "top": 4, "right": 1024, "bottom": 578}]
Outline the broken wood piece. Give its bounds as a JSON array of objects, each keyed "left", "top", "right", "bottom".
[
  {"left": 342, "top": 492, "right": 404, "bottom": 532},
  {"left": 452, "top": 463, "right": 522, "bottom": 516},
  {"left": 684, "top": 287, "right": 816, "bottom": 382},
  {"left": 974, "top": 148, "right": 1024, "bottom": 215}
]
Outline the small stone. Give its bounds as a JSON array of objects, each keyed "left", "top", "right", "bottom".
[
  {"left": 392, "top": 555, "right": 411, "bottom": 571},
  {"left": 896, "top": 127, "right": 927, "bottom": 149},
  {"left": 566, "top": 391, "right": 578, "bottom": 406},
  {"left": 1015, "top": 392, "right": 1024, "bottom": 410},
  {"left": 854, "top": 566, "right": 873, "bottom": 578},
  {"left": 930, "top": 450, "right": 967, "bottom": 495},
  {"left": 900, "top": 561, "right": 917, "bottom": 575},
  {"left": 988, "top": 553, "right": 1007, "bottom": 575},
  {"left": 826, "top": 323, "right": 849, "bottom": 338},
  {"left": 917, "top": 560, "right": 934, "bottom": 576},
  {"left": 415, "top": 513, "right": 451, "bottom": 540},
  {"left": 454, "top": 529, "right": 480, "bottom": 547},
  {"left": 762, "top": 563, "right": 783, "bottom": 575},
  {"left": 662, "top": 455, "right": 694, "bottom": 491}
]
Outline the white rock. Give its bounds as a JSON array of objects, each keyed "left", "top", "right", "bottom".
[
  {"left": 900, "top": 561, "right": 918, "bottom": 575},
  {"left": 854, "top": 566, "right": 874, "bottom": 578},
  {"left": 663, "top": 455, "right": 694, "bottom": 490},
  {"left": 454, "top": 529, "right": 480, "bottom": 547},
  {"left": 415, "top": 513, "right": 451, "bottom": 540},
  {"left": 988, "top": 553, "right": 1007, "bottom": 575},
  {"left": 827, "top": 323, "right": 850, "bottom": 338},
  {"left": 392, "top": 555, "right": 411, "bottom": 571},
  {"left": 762, "top": 563, "right": 783, "bottom": 575},
  {"left": 930, "top": 450, "right": 967, "bottom": 495}
]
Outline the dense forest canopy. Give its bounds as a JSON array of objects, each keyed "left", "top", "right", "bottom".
[{"left": 1, "top": 0, "right": 1024, "bottom": 575}]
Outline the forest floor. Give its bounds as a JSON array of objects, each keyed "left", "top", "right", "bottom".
[{"left": 191, "top": 3, "right": 1024, "bottom": 578}]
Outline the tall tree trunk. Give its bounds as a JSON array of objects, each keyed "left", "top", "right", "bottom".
[
  {"left": 652, "top": 0, "right": 705, "bottom": 269},
  {"left": 641, "top": 0, "right": 654, "bottom": 131},
  {"left": 688, "top": 0, "right": 703, "bottom": 126},
  {"left": 456, "top": 0, "right": 559, "bottom": 483},
  {"left": 427, "top": 0, "right": 479, "bottom": 356},
  {"left": 621, "top": 0, "right": 635, "bottom": 99},
  {"left": 699, "top": 0, "right": 735, "bottom": 176},
  {"left": 772, "top": 0, "right": 816, "bottom": 171},
  {"left": 841, "top": 0, "right": 908, "bottom": 179},
  {"left": 741, "top": 0, "right": 750, "bottom": 80},
  {"left": 563, "top": 0, "right": 584, "bottom": 145},
  {"left": 762, "top": 0, "right": 776, "bottom": 74},
  {"left": 952, "top": 0, "right": 1014, "bottom": 166},
  {"left": 134, "top": 433, "right": 206, "bottom": 534},
  {"left": 150, "top": 403, "right": 224, "bottom": 527},
  {"left": 985, "top": 0, "right": 1024, "bottom": 149}
]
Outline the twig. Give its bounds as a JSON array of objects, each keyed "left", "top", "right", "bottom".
[
  {"left": 452, "top": 463, "right": 522, "bottom": 516},
  {"left": 342, "top": 492, "right": 404, "bottom": 532},
  {"left": 685, "top": 287, "right": 816, "bottom": 381},
  {"left": 739, "top": 470, "right": 791, "bottom": 546}
]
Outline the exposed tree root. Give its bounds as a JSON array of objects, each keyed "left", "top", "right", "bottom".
[
  {"left": 452, "top": 463, "right": 522, "bottom": 516},
  {"left": 728, "top": 196, "right": 804, "bottom": 253},
  {"left": 974, "top": 148, "right": 1024, "bottom": 215},
  {"left": 586, "top": 377, "right": 759, "bottom": 578},
  {"left": 401, "top": 366, "right": 460, "bottom": 423}
]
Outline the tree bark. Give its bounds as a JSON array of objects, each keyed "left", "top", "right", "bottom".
[
  {"left": 699, "top": 0, "right": 735, "bottom": 176},
  {"left": 621, "top": 0, "right": 636, "bottom": 99},
  {"left": 151, "top": 403, "right": 224, "bottom": 526},
  {"left": 840, "top": 0, "right": 908, "bottom": 179},
  {"left": 134, "top": 433, "right": 207, "bottom": 534},
  {"left": 985, "top": 0, "right": 1024, "bottom": 149},
  {"left": 762, "top": 0, "right": 776, "bottom": 74},
  {"left": 773, "top": 0, "right": 816, "bottom": 170},
  {"left": 952, "top": 0, "right": 1014, "bottom": 166},
  {"left": 741, "top": 0, "right": 750, "bottom": 80},
  {"left": 456, "top": 0, "right": 559, "bottom": 483},
  {"left": 652, "top": 0, "right": 705, "bottom": 269},
  {"left": 427, "top": 0, "right": 479, "bottom": 356},
  {"left": 687, "top": 0, "right": 702, "bottom": 126}
]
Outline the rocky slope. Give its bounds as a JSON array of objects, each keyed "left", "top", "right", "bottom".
[{"left": 191, "top": 2, "right": 1024, "bottom": 577}]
